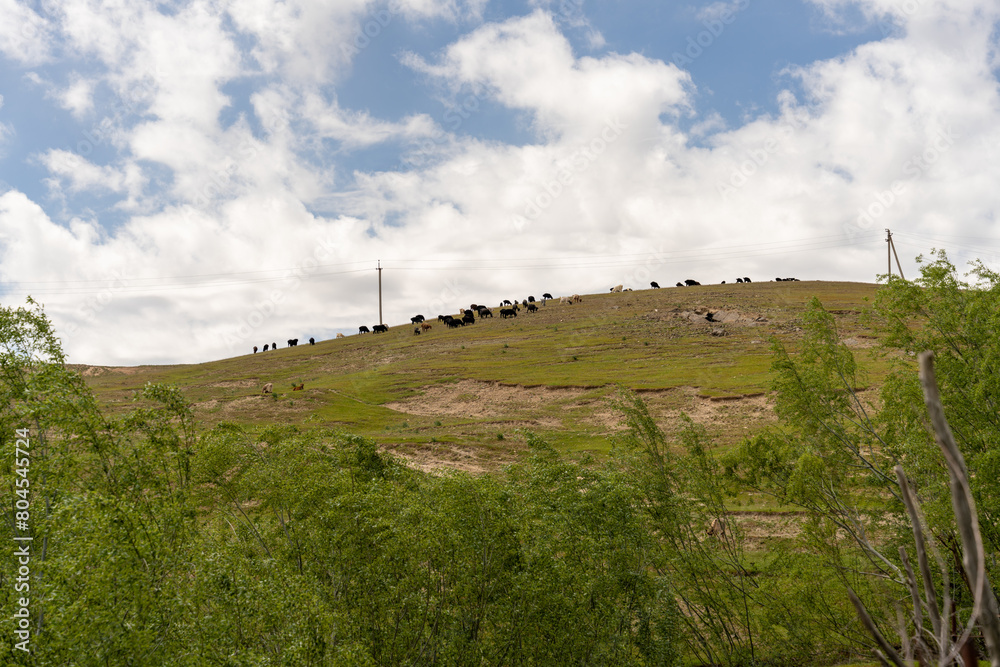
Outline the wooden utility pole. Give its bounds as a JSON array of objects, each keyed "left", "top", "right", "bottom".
[
  {"left": 885, "top": 229, "right": 905, "bottom": 280},
  {"left": 377, "top": 260, "right": 383, "bottom": 325}
]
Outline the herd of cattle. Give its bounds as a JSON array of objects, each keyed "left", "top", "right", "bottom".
[{"left": 251, "top": 275, "right": 802, "bottom": 353}]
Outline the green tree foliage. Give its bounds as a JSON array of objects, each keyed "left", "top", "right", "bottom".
[{"left": 1, "top": 300, "right": 683, "bottom": 665}]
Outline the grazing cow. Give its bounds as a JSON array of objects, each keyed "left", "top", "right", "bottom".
[
  {"left": 292, "top": 383, "right": 304, "bottom": 391},
  {"left": 707, "top": 517, "right": 727, "bottom": 540},
  {"left": 411, "top": 315, "right": 425, "bottom": 324},
  {"left": 446, "top": 317, "right": 462, "bottom": 328},
  {"left": 359, "top": 326, "right": 371, "bottom": 334},
  {"left": 463, "top": 309, "right": 474, "bottom": 318},
  {"left": 559, "top": 296, "right": 572, "bottom": 304},
  {"left": 373, "top": 324, "right": 388, "bottom": 333},
  {"left": 500, "top": 308, "right": 517, "bottom": 319},
  {"left": 650, "top": 282, "right": 660, "bottom": 288},
  {"left": 253, "top": 346, "right": 258, "bottom": 353},
  {"left": 414, "top": 327, "right": 421, "bottom": 335},
  {"left": 676, "top": 282, "right": 684, "bottom": 287},
  {"left": 521, "top": 299, "right": 528, "bottom": 307},
  {"left": 502, "top": 299, "right": 513, "bottom": 306},
  {"left": 262, "top": 382, "right": 273, "bottom": 394},
  {"left": 611, "top": 284, "right": 623, "bottom": 293},
  {"left": 287, "top": 338, "right": 298, "bottom": 347},
  {"left": 684, "top": 279, "right": 700, "bottom": 286},
  {"left": 478, "top": 307, "right": 493, "bottom": 318},
  {"left": 420, "top": 322, "right": 432, "bottom": 331},
  {"left": 272, "top": 343, "right": 277, "bottom": 350},
  {"left": 572, "top": 294, "right": 582, "bottom": 303},
  {"left": 721, "top": 281, "right": 726, "bottom": 284},
  {"left": 462, "top": 313, "right": 476, "bottom": 325},
  {"left": 438, "top": 314, "right": 451, "bottom": 322},
  {"left": 528, "top": 296, "right": 535, "bottom": 302},
  {"left": 336, "top": 333, "right": 345, "bottom": 339},
  {"left": 736, "top": 278, "right": 744, "bottom": 283},
  {"left": 470, "top": 304, "right": 479, "bottom": 311},
  {"left": 527, "top": 303, "right": 538, "bottom": 313},
  {"left": 263, "top": 343, "right": 269, "bottom": 351},
  {"left": 542, "top": 293, "right": 553, "bottom": 300},
  {"left": 309, "top": 337, "right": 315, "bottom": 345},
  {"left": 743, "top": 277, "right": 752, "bottom": 283}
]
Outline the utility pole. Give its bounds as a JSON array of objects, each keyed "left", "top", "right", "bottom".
[
  {"left": 885, "top": 229, "right": 905, "bottom": 280},
  {"left": 377, "top": 260, "right": 383, "bottom": 326}
]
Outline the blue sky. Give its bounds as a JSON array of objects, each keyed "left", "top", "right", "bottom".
[{"left": 1, "top": 0, "right": 999, "bottom": 364}]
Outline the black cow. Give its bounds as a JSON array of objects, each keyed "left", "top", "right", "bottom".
[
  {"left": 263, "top": 344, "right": 269, "bottom": 351},
  {"left": 527, "top": 303, "right": 538, "bottom": 313},
  {"left": 463, "top": 309, "right": 474, "bottom": 318},
  {"left": 500, "top": 308, "right": 517, "bottom": 319},
  {"left": 478, "top": 307, "right": 493, "bottom": 318},
  {"left": 413, "top": 327, "right": 421, "bottom": 335},
  {"left": 411, "top": 315, "right": 425, "bottom": 324},
  {"left": 253, "top": 345, "right": 258, "bottom": 353},
  {"left": 462, "top": 313, "right": 476, "bottom": 325},
  {"left": 437, "top": 314, "right": 451, "bottom": 322},
  {"left": 676, "top": 282, "right": 684, "bottom": 287},
  {"left": 528, "top": 296, "right": 535, "bottom": 302},
  {"left": 287, "top": 338, "right": 298, "bottom": 347},
  {"left": 502, "top": 299, "right": 512, "bottom": 306},
  {"left": 744, "top": 277, "right": 752, "bottom": 283},
  {"left": 736, "top": 278, "right": 744, "bottom": 283},
  {"left": 272, "top": 343, "right": 277, "bottom": 350},
  {"left": 721, "top": 281, "right": 726, "bottom": 284},
  {"left": 684, "top": 279, "right": 701, "bottom": 286},
  {"left": 309, "top": 337, "right": 315, "bottom": 345},
  {"left": 650, "top": 282, "right": 660, "bottom": 288},
  {"left": 542, "top": 293, "right": 553, "bottom": 300},
  {"left": 446, "top": 317, "right": 462, "bottom": 328},
  {"left": 373, "top": 324, "right": 388, "bottom": 333},
  {"left": 359, "top": 326, "right": 370, "bottom": 334}
]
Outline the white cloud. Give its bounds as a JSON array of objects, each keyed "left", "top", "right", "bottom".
[
  {"left": 55, "top": 74, "right": 96, "bottom": 118},
  {"left": 39, "top": 149, "right": 143, "bottom": 196},
  {"left": 0, "top": 0, "right": 53, "bottom": 65},
  {"left": 1, "top": 3, "right": 999, "bottom": 366}
]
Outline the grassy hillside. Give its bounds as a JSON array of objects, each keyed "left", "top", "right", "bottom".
[{"left": 75, "top": 280, "right": 886, "bottom": 470}]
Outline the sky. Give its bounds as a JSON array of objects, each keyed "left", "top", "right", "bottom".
[{"left": 0, "top": 0, "right": 999, "bottom": 366}]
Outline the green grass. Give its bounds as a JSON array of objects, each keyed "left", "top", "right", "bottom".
[{"left": 75, "top": 281, "right": 887, "bottom": 463}]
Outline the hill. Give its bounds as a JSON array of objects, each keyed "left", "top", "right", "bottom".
[{"left": 74, "top": 280, "right": 885, "bottom": 472}]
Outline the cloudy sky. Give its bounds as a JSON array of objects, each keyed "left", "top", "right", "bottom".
[{"left": 1, "top": 0, "right": 998, "bottom": 365}]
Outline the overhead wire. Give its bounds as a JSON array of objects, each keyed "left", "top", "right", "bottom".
[{"left": 1, "top": 230, "right": 886, "bottom": 298}]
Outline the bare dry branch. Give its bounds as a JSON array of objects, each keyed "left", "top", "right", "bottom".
[
  {"left": 918, "top": 351, "right": 1000, "bottom": 666},
  {"left": 849, "top": 588, "right": 906, "bottom": 667},
  {"left": 895, "top": 466, "right": 942, "bottom": 639}
]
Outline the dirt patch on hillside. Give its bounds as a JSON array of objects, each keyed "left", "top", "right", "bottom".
[
  {"left": 75, "top": 365, "right": 144, "bottom": 377},
  {"left": 203, "top": 379, "right": 260, "bottom": 389},
  {"left": 384, "top": 442, "right": 520, "bottom": 475},
  {"left": 384, "top": 380, "right": 589, "bottom": 418},
  {"left": 385, "top": 381, "right": 777, "bottom": 445}
]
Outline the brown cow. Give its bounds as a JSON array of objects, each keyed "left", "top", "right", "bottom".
[
  {"left": 420, "top": 322, "right": 432, "bottom": 331},
  {"left": 292, "top": 383, "right": 304, "bottom": 391},
  {"left": 707, "top": 517, "right": 727, "bottom": 540}
]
